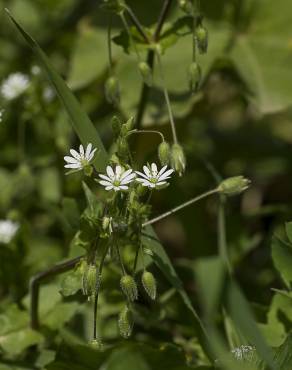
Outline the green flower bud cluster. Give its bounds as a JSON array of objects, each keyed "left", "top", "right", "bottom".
[
  {"left": 112, "top": 116, "right": 135, "bottom": 161},
  {"left": 138, "top": 61, "right": 153, "bottom": 87},
  {"left": 118, "top": 305, "right": 133, "bottom": 338},
  {"left": 170, "top": 143, "right": 186, "bottom": 176},
  {"left": 101, "top": 0, "right": 126, "bottom": 14},
  {"left": 82, "top": 263, "right": 101, "bottom": 298},
  {"left": 158, "top": 141, "right": 171, "bottom": 166},
  {"left": 195, "top": 22, "right": 208, "bottom": 54},
  {"left": 218, "top": 176, "right": 251, "bottom": 196},
  {"left": 105, "top": 75, "right": 120, "bottom": 106},
  {"left": 188, "top": 62, "right": 202, "bottom": 93}
]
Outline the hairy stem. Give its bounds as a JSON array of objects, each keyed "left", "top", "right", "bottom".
[
  {"left": 128, "top": 129, "right": 164, "bottom": 142},
  {"left": 143, "top": 188, "right": 219, "bottom": 227},
  {"left": 30, "top": 256, "right": 83, "bottom": 330},
  {"left": 124, "top": 5, "right": 150, "bottom": 44}
]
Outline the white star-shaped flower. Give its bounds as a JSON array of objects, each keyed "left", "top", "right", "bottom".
[
  {"left": 0, "top": 220, "right": 19, "bottom": 244},
  {"left": 64, "top": 143, "right": 97, "bottom": 171},
  {"left": 1, "top": 73, "right": 30, "bottom": 100},
  {"left": 98, "top": 165, "right": 136, "bottom": 191},
  {"left": 135, "top": 163, "right": 174, "bottom": 188}
]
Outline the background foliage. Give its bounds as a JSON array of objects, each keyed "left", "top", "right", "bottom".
[{"left": 1, "top": 0, "right": 292, "bottom": 369}]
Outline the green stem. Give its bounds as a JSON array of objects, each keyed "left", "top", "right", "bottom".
[
  {"left": 217, "top": 195, "right": 232, "bottom": 274},
  {"left": 120, "top": 12, "right": 141, "bottom": 61},
  {"left": 127, "top": 129, "right": 165, "bottom": 142},
  {"left": 107, "top": 15, "right": 114, "bottom": 72},
  {"left": 156, "top": 52, "right": 178, "bottom": 144},
  {"left": 116, "top": 240, "right": 126, "bottom": 275},
  {"left": 124, "top": 5, "right": 150, "bottom": 44},
  {"left": 143, "top": 188, "right": 219, "bottom": 227}
]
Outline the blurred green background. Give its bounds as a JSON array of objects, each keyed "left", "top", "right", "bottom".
[{"left": 1, "top": 0, "right": 292, "bottom": 369}]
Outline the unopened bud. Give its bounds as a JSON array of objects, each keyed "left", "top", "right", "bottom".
[
  {"left": 89, "top": 338, "right": 103, "bottom": 350},
  {"left": 118, "top": 306, "right": 133, "bottom": 338},
  {"left": 171, "top": 143, "right": 186, "bottom": 176},
  {"left": 120, "top": 275, "right": 138, "bottom": 301},
  {"left": 218, "top": 176, "right": 251, "bottom": 196},
  {"left": 83, "top": 164, "right": 93, "bottom": 177},
  {"left": 188, "top": 62, "right": 202, "bottom": 93},
  {"left": 158, "top": 141, "right": 170, "bottom": 166},
  {"left": 178, "top": 0, "right": 192, "bottom": 14},
  {"left": 121, "top": 117, "right": 135, "bottom": 136},
  {"left": 111, "top": 116, "right": 121, "bottom": 137},
  {"left": 195, "top": 24, "right": 208, "bottom": 54},
  {"left": 105, "top": 76, "right": 120, "bottom": 105},
  {"left": 142, "top": 271, "right": 157, "bottom": 300},
  {"left": 83, "top": 265, "right": 100, "bottom": 297},
  {"left": 117, "top": 137, "right": 129, "bottom": 158},
  {"left": 138, "top": 62, "right": 153, "bottom": 86}
]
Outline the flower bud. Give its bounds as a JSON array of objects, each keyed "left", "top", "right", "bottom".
[
  {"left": 111, "top": 116, "right": 121, "bottom": 137},
  {"left": 178, "top": 0, "right": 192, "bottom": 14},
  {"left": 188, "top": 62, "right": 202, "bottom": 93},
  {"left": 171, "top": 143, "right": 186, "bottom": 176},
  {"left": 83, "top": 264, "right": 100, "bottom": 297},
  {"left": 105, "top": 76, "right": 120, "bottom": 105},
  {"left": 117, "top": 137, "right": 129, "bottom": 158},
  {"left": 158, "top": 141, "right": 170, "bottom": 166},
  {"left": 118, "top": 306, "right": 133, "bottom": 338},
  {"left": 83, "top": 164, "right": 93, "bottom": 177},
  {"left": 89, "top": 338, "right": 103, "bottom": 350},
  {"left": 120, "top": 275, "right": 138, "bottom": 301},
  {"left": 195, "top": 24, "right": 208, "bottom": 54},
  {"left": 138, "top": 62, "right": 153, "bottom": 86},
  {"left": 218, "top": 176, "right": 251, "bottom": 196},
  {"left": 121, "top": 117, "right": 135, "bottom": 136},
  {"left": 142, "top": 271, "right": 157, "bottom": 300}
]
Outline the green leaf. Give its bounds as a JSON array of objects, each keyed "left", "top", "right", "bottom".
[
  {"left": 271, "top": 236, "right": 292, "bottom": 288},
  {"left": 60, "top": 268, "right": 83, "bottom": 297},
  {"left": 226, "top": 281, "right": 276, "bottom": 370},
  {"left": 229, "top": 0, "right": 292, "bottom": 113},
  {"left": 273, "top": 333, "right": 292, "bottom": 370},
  {"left": 6, "top": 10, "right": 108, "bottom": 171},
  {"left": 0, "top": 328, "right": 43, "bottom": 356},
  {"left": 142, "top": 226, "right": 212, "bottom": 361}
]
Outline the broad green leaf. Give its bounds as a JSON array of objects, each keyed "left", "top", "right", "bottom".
[
  {"left": 0, "top": 328, "right": 43, "bottom": 356},
  {"left": 226, "top": 281, "right": 276, "bottom": 370},
  {"left": 285, "top": 222, "right": 292, "bottom": 244},
  {"left": 229, "top": 0, "right": 292, "bottom": 113},
  {"left": 6, "top": 11, "right": 108, "bottom": 171},
  {"left": 60, "top": 268, "right": 83, "bottom": 297},
  {"left": 68, "top": 26, "right": 108, "bottom": 90},
  {"left": 271, "top": 236, "right": 292, "bottom": 288},
  {"left": 142, "top": 227, "right": 212, "bottom": 361},
  {"left": 273, "top": 333, "right": 292, "bottom": 370}
]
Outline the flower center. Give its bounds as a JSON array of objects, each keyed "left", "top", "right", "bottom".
[{"left": 113, "top": 180, "right": 121, "bottom": 187}]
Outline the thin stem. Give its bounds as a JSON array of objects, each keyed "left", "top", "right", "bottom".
[
  {"left": 136, "top": 0, "right": 173, "bottom": 129},
  {"left": 93, "top": 294, "right": 99, "bottom": 340},
  {"left": 156, "top": 52, "right": 178, "bottom": 144},
  {"left": 124, "top": 5, "right": 150, "bottom": 44},
  {"left": 116, "top": 240, "right": 126, "bottom": 275},
  {"left": 192, "top": 1, "right": 197, "bottom": 62},
  {"left": 143, "top": 188, "right": 219, "bottom": 227},
  {"left": 30, "top": 256, "right": 83, "bottom": 330},
  {"left": 107, "top": 15, "right": 114, "bottom": 72},
  {"left": 120, "top": 12, "right": 141, "bottom": 61},
  {"left": 218, "top": 195, "right": 232, "bottom": 274},
  {"left": 127, "top": 129, "right": 165, "bottom": 142}
]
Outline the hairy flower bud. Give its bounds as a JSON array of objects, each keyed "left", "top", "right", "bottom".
[
  {"left": 105, "top": 76, "right": 120, "bottom": 105},
  {"left": 188, "top": 62, "right": 202, "bottom": 93},
  {"left": 89, "top": 338, "right": 103, "bottom": 350},
  {"left": 121, "top": 117, "right": 135, "bottom": 136},
  {"left": 218, "top": 176, "right": 251, "bottom": 196},
  {"left": 195, "top": 24, "right": 208, "bottom": 54},
  {"left": 138, "top": 61, "right": 153, "bottom": 86},
  {"left": 158, "top": 141, "right": 170, "bottom": 166},
  {"left": 83, "top": 264, "right": 100, "bottom": 297},
  {"left": 118, "top": 306, "right": 133, "bottom": 338},
  {"left": 142, "top": 271, "right": 157, "bottom": 300},
  {"left": 111, "top": 116, "right": 121, "bottom": 137},
  {"left": 117, "top": 137, "right": 129, "bottom": 158},
  {"left": 171, "top": 143, "right": 186, "bottom": 176},
  {"left": 120, "top": 275, "right": 138, "bottom": 301},
  {"left": 178, "top": 0, "right": 192, "bottom": 14}
]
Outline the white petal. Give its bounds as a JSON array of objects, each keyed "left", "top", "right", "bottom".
[
  {"left": 151, "top": 163, "right": 158, "bottom": 174},
  {"left": 136, "top": 178, "right": 148, "bottom": 183},
  {"left": 85, "top": 143, "right": 92, "bottom": 158},
  {"left": 119, "top": 185, "right": 128, "bottom": 190},
  {"left": 88, "top": 148, "right": 97, "bottom": 161},
  {"left": 156, "top": 181, "right": 167, "bottom": 186},
  {"left": 143, "top": 166, "right": 151, "bottom": 177},
  {"left": 120, "top": 169, "right": 133, "bottom": 181},
  {"left": 99, "top": 174, "right": 112, "bottom": 182},
  {"left": 106, "top": 166, "right": 115, "bottom": 179},
  {"left": 121, "top": 173, "right": 136, "bottom": 184},
  {"left": 105, "top": 185, "right": 114, "bottom": 191},
  {"left": 135, "top": 171, "right": 149, "bottom": 180},
  {"left": 70, "top": 149, "right": 81, "bottom": 160},
  {"left": 79, "top": 145, "right": 85, "bottom": 157},
  {"left": 158, "top": 169, "right": 174, "bottom": 181},
  {"left": 115, "top": 165, "right": 122, "bottom": 178},
  {"left": 158, "top": 165, "right": 168, "bottom": 176},
  {"left": 99, "top": 180, "right": 113, "bottom": 187},
  {"left": 64, "top": 156, "right": 79, "bottom": 164},
  {"left": 65, "top": 163, "right": 82, "bottom": 169}
]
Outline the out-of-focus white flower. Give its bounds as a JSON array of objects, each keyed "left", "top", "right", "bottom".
[
  {"left": 1, "top": 73, "right": 30, "bottom": 100},
  {"left": 0, "top": 220, "right": 19, "bottom": 244},
  {"left": 231, "top": 345, "right": 255, "bottom": 362},
  {"left": 0, "top": 109, "right": 4, "bottom": 123},
  {"left": 31, "top": 65, "right": 41, "bottom": 76},
  {"left": 43, "top": 87, "right": 55, "bottom": 102},
  {"left": 135, "top": 163, "right": 174, "bottom": 189},
  {"left": 98, "top": 165, "right": 136, "bottom": 191},
  {"left": 64, "top": 143, "right": 97, "bottom": 171}
]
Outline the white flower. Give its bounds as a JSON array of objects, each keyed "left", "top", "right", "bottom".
[
  {"left": 1, "top": 73, "right": 30, "bottom": 100},
  {"left": 231, "top": 345, "right": 255, "bottom": 362},
  {"left": 0, "top": 109, "right": 4, "bottom": 123},
  {"left": 98, "top": 165, "right": 136, "bottom": 191},
  {"left": 135, "top": 163, "right": 174, "bottom": 188},
  {"left": 64, "top": 143, "right": 97, "bottom": 171},
  {"left": 0, "top": 220, "right": 19, "bottom": 244}
]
